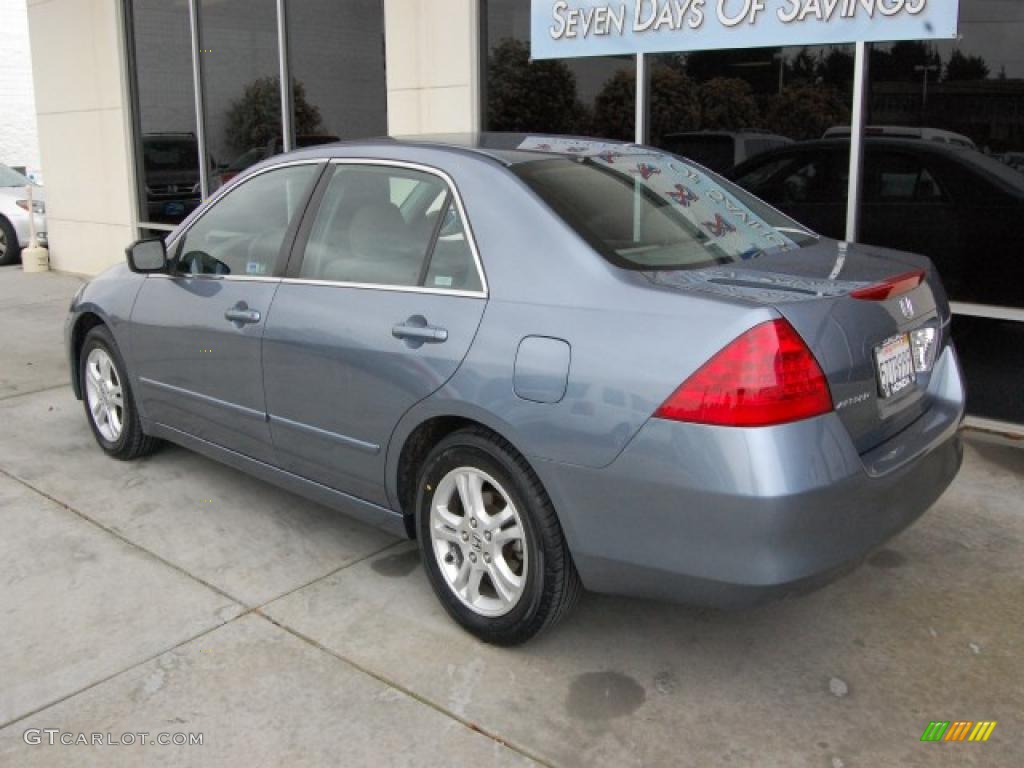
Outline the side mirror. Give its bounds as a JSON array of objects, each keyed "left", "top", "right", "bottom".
[{"left": 126, "top": 238, "right": 167, "bottom": 273}]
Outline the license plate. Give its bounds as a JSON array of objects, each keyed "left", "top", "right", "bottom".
[{"left": 874, "top": 334, "right": 915, "bottom": 398}]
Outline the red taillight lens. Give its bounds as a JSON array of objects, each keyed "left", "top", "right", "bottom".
[
  {"left": 850, "top": 269, "right": 925, "bottom": 300},
  {"left": 654, "top": 319, "right": 832, "bottom": 427}
]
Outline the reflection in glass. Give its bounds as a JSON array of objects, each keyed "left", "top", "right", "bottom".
[
  {"left": 649, "top": 46, "right": 853, "bottom": 171},
  {"left": 953, "top": 317, "right": 1024, "bottom": 424},
  {"left": 127, "top": 0, "right": 202, "bottom": 225},
  {"left": 199, "top": 0, "right": 282, "bottom": 193},
  {"left": 288, "top": 1, "right": 387, "bottom": 143},
  {"left": 484, "top": 0, "right": 635, "bottom": 140}
]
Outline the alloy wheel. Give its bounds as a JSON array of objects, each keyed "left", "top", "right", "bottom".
[
  {"left": 84, "top": 347, "right": 124, "bottom": 442},
  {"left": 429, "top": 467, "right": 528, "bottom": 617}
]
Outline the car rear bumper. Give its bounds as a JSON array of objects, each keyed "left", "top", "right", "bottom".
[{"left": 535, "top": 345, "right": 965, "bottom": 607}]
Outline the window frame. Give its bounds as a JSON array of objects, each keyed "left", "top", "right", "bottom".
[
  {"left": 283, "top": 158, "right": 488, "bottom": 298},
  {"left": 164, "top": 159, "right": 325, "bottom": 281}
]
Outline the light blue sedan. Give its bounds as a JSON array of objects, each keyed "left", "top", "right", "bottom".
[{"left": 66, "top": 134, "right": 964, "bottom": 644}]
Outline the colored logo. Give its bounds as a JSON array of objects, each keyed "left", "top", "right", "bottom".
[
  {"left": 703, "top": 213, "right": 736, "bottom": 238},
  {"left": 597, "top": 150, "right": 622, "bottom": 164},
  {"left": 920, "top": 721, "right": 997, "bottom": 743},
  {"left": 631, "top": 163, "right": 661, "bottom": 180},
  {"left": 668, "top": 184, "right": 699, "bottom": 207}
]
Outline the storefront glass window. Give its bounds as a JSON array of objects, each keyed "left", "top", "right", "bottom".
[
  {"left": 287, "top": 1, "right": 387, "bottom": 146},
  {"left": 126, "top": 0, "right": 201, "bottom": 226},
  {"left": 648, "top": 45, "right": 854, "bottom": 173},
  {"left": 484, "top": 0, "right": 635, "bottom": 140},
  {"left": 198, "top": 0, "right": 282, "bottom": 194}
]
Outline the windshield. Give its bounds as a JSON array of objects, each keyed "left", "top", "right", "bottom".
[
  {"left": 0, "top": 165, "right": 32, "bottom": 187},
  {"left": 513, "top": 143, "right": 816, "bottom": 271}
]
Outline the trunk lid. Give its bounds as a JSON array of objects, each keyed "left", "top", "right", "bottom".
[{"left": 644, "top": 238, "right": 950, "bottom": 453}]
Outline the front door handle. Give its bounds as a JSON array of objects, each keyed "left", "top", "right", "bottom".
[
  {"left": 225, "top": 306, "right": 261, "bottom": 325},
  {"left": 393, "top": 316, "right": 448, "bottom": 345}
]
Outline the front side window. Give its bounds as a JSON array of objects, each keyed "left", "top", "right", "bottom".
[
  {"left": 514, "top": 142, "right": 816, "bottom": 271},
  {"left": 175, "top": 164, "right": 317, "bottom": 277},
  {"left": 299, "top": 165, "right": 481, "bottom": 291}
]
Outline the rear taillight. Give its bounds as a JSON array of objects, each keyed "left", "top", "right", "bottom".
[
  {"left": 850, "top": 269, "right": 925, "bottom": 300},
  {"left": 654, "top": 319, "right": 832, "bottom": 427}
]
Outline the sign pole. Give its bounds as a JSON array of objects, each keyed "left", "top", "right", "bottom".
[
  {"left": 845, "top": 40, "right": 870, "bottom": 243},
  {"left": 635, "top": 52, "right": 648, "bottom": 145}
]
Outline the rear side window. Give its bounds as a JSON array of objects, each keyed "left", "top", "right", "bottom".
[
  {"left": 298, "top": 165, "right": 481, "bottom": 292},
  {"left": 865, "top": 153, "right": 945, "bottom": 202},
  {"left": 515, "top": 152, "right": 816, "bottom": 271}
]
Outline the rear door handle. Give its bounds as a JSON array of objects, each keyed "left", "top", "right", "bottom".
[
  {"left": 392, "top": 317, "right": 448, "bottom": 344},
  {"left": 225, "top": 307, "right": 261, "bottom": 325}
]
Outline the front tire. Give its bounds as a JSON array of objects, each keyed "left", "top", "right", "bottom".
[
  {"left": 0, "top": 217, "right": 20, "bottom": 266},
  {"left": 80, "top": 325, "right": 158, "bottom": 460},
  {"left": 416, "top": 427, "right": 581, "bottom": 645}
]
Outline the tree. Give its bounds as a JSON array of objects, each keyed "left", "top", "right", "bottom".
[
  {"left": 787, "top": 48, "right": 820, "bottom": 86},
  {"left": 224, "top": 77, "right": 323, "bottom": 154},
  {"left": 819, "top": 47, "right": 855, "bottom": 91},
  {"left": 870, "top": 41, "right": 941, "bottom": 82},
  {"left": 592, "top": 66, "right": 700, "bottom": 144},
  {"left": 486, "top": 38, "right": 587, "bottom": 134},
  {"left": 766, "top": 85, "right": 850, "bottom": 141},
  {"left": 945, "top": 50, "right": 990, "bottom": 81},
  {"left": 698, "top": 78, "right": 759, "bottom": 131}
]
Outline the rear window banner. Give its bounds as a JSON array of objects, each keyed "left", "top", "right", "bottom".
[
  {"left": 597, "top": 153, "right": 799, "bottom": 255},
  {"left": 518, "top": 137, "right": 797, "bottom": 257}
]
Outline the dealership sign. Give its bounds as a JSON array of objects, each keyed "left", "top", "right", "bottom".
[{"left": 531, "top": 0, "right": 959, "bottom": 59}]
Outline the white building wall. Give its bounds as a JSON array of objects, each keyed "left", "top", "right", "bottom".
[
  {"left": 25, "top": 0, "right": 136, "bottom": 275},
  {"left": 384, "top": 0, "right": 480, "bottom": 135},
  {"left": 0, "top": 0, "right": 41, "bottom": 174}
]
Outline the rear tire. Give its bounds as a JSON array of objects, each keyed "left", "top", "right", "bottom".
[
  {"left": 416, "top": 427, "right": 581, "bottom": 645},
  {"left": 80, "top": 325, "right": 159, "bottom": 460},
  {"left": 0, "top": 217, "right": 20, "bottom": 266}
]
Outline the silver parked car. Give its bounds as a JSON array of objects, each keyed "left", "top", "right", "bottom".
[
  {"left": 66, "top": 134, "right": 964, "bottom": 644},
  {"left": 0, "top": 164, "right": 47, "bottom": 265}
]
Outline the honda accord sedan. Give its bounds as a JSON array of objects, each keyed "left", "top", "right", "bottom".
[{"left": 66, "top": 134, "right": 965, "bottom": 644}]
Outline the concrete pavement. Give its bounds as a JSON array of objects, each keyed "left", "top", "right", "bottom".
[{"left": 0, "top": 265, "right": 1021, "bottom": 767}]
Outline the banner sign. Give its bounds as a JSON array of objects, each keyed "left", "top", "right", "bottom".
[{"left": 531, "top": 0, "right": 959, "bottom": 59}]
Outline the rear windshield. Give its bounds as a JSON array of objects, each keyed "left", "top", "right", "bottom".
[{"left": 513, "top": 147, "right": 817, "bottom": 271}]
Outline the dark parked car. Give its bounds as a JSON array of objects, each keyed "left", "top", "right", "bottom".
[
  {"left": 661, "top": 131, "right": 792, "bottom": 174},
  {"left": 141, "top": 133, "right": 209, "bottom": 223},
  {"left": 728, "top": 138, "right": 1024, "bottom": 308},
  {"left": 68, "top": 134, "right": 963, "bottom": 644}
]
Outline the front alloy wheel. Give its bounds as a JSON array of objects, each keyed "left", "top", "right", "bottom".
[
  {"left": 84, "top": 347, "right": 125, "bottom": 442},
  {"left": 79, "top": 325, "right": 159, "bottom": 460}
]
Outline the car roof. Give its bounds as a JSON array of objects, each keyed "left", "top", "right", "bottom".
[{"left": 280, "top": 132, "right": 647, "bottom": 167}]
